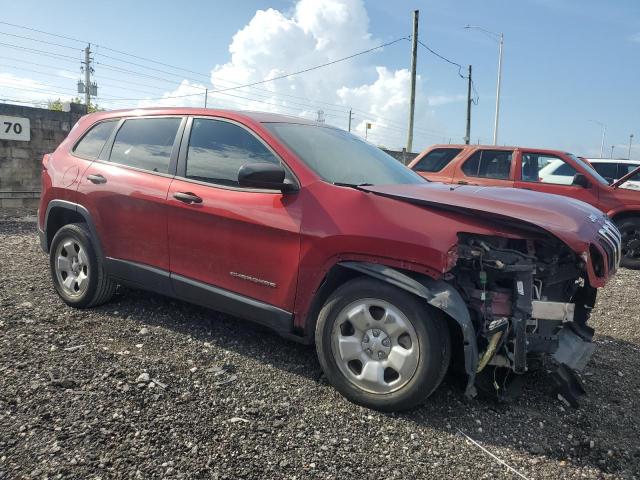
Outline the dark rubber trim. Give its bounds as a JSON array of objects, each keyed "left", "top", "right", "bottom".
[
  {"left": 43, "top": 200, "right": 104, "bottom": 260},
  {"left": 171, "top": 273, "right": 293, "bottom": 337}
]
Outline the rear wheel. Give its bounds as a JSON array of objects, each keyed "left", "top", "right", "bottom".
[
  {"left": 315, "top": 277, "right": 450, "bottom": 411},
  {"left": 617, "top": 217, "right": 640, "bottom": 270},
  {"left": 49, "top": 223, "right": 116, "bottom": 307}
]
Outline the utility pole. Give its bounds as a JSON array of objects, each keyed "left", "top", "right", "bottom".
[
  {"left": 629, "top": 134, "right": 634, "bottom": 159},
  {"left": 464, "top": 65, "right": 472, "bottom": 145},
  {"left": 204, "top": 88, "right": 208, "bottom": 108},
  {"left": 464, "top": 26, "right": 503, "bottom": 145},
  {"left": 406, "top": 9, "right": 419, "bottom": 153},
  {"left": 348, "top": 108, "right": 354, "bottom": 132},
  {"left": 82, "top": 44, "right": 92, "bottom": 109}
]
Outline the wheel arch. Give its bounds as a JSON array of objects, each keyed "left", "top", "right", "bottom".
[
  {"left": 43, "top": 200, "right": 103, "bottom": 259},
  {"left": 304, "top": 260, "right": 479, "bottom": 397}
]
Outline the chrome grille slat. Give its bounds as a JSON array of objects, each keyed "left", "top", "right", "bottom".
[{"left": 597, "top": 220, "right": 622, "bottom": 272}]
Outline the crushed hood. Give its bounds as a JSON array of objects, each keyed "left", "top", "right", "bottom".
[{"left": 360, "top": 183, "right": 605, "bottom": 250}]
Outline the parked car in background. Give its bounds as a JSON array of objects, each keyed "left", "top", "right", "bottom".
[
  {"left": 410, "top": 145, "right": 640, "bottom": 269},
  {"left": 585, "top": 158, "right": 640, "bottom": 191},
  {"left": 38, "top": 109, "right": 619, "bottom": 410}
]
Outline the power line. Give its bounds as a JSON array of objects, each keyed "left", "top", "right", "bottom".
[
  {"left": 0, "top": 21, "right": 365, "bottom": 115},
  {"left": 0, "top": 20, "right": 460, "bottom": 138},
  {"left": 0, "top": 31, "right": 81, "bottom": 51},
  {"left": 206, "top": 37, "right": 410, "bottom": 95},
  {"left": 416, "top": 39, "right": 479, "bottom": 104},
  {"left": 0, "top": 41, "right": 79, "bottom": 62},
  {"left": 0, "top": 20, "right": 86, "bottom": 44},
  {"left": 417, "top": 39, "right": 465, "bottom": 78}
]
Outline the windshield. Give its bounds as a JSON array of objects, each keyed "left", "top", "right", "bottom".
[
  {"left": 265, "top": 123, "right": 425, "bottom": 186},
  {"left": 567, "top": 153, "right": 609, "bottom": 186}
]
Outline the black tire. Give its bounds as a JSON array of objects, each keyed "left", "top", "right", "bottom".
[
  {"left": 617, "top": 217, "right": 640, "bottom": 270},
  {"left": 315, "top": 277, "right": 451, "bottom": 411},
  {"left": 49, "top": 223, "right": 116, "bottom": 308}
]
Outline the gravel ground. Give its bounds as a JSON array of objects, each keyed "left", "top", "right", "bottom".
[{"left": 1, "top": 209, "right": 639, "bottom": 480}]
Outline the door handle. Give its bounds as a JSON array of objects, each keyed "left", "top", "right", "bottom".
[
  {"left": 173, "top": 192, "right": 203, "bottom": 204},
  {"left": 87, "top": 174, "right": 107, "bottom": 184},
  {"left": 457, "top": 180, "right": 477, "bottom": 186}
]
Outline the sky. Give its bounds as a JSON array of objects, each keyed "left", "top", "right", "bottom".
[{"left": 0, "top": 0, "right": 638, "bottom": 157}]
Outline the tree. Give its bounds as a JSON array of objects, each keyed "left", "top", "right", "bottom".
[
  {"left": 71, "top": 96, "right": 103, "bottom": 113},
  {"left": 47, "top": 98, "right": 64, "bottom": 111}
]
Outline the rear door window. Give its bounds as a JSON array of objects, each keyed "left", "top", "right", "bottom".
[
  {"left": 461, "top": 150, "right": 513, "bottom": 179},
  {"left": 109, "top": 117, "right": 182, "bottom": 173},
  {"left": 72, "top": 120, "right": 118, "bottom": 159},
  {"left": 413, "top": 148, "right": 462, "bottom": 172},
  {"left": 521, "top": 153, "right": 577, "bottom": 184}
]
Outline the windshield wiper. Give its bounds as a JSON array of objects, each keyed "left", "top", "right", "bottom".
[{"left": 333, "top": 182, "right": 373, "bottom": 189}]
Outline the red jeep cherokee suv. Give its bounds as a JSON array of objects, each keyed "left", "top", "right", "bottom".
[
  {"left": 409, "top": 144, "right": 640, "bottom": 269},
  {"left": 39, "top": 108, "right": 620, "bottom": 410}
]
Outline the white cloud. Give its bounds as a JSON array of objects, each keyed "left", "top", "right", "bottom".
[
  {"left": 57, "top": 70, "right": 79, "bottom": 80},
  {"left": 136, "top": 0, "right": 457, "bottom": 150},
  {"left": 0, "top": 72, "right": 75, "bottom": 106},
  {"left": 135, "top": 79, "right": 207, "bottom": 108}
]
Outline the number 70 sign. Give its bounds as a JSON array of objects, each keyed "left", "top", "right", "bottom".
[{"left": 0, "top": 116, "right": 30, "bottom": 141}]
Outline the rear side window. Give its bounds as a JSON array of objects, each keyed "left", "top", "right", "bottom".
[
  {"left": 72, "top": 120, "right": 117, "bottom": 159},
  {"left": 185, "top": 118, "right": 282, "bottom": 186},
  {"left": 462, "top": 150, "right": 513, "bottom": 179},
  {"left": 620, "top": 164, "right": 640, "bottom": 177},
  {"left": 522, "top": 153, "right": 576, "bottom": 184},
  {"left": 109, "top": 117, "right": 181, "bottom": 173},
  {"left": 592, "top": 162, "right": 618, "bottom": 182},
  {"left": 413, "top": 148, "right": 462, "bottom": 172}
]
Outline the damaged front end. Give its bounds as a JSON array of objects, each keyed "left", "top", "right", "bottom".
[{"left": 450, "top": 233, "right": 599, "bottom": 407}]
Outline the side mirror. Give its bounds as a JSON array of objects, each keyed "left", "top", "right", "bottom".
[
  {"left": 238, "top": 162, "right": 297, "bottom": 192},
  {"left": 572, "top": 173, "right": 591, "bottom": 188}
]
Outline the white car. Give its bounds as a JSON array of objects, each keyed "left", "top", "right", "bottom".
[
  {"left": 537, "top": 158, "right": 577, "bottom": 185},
  {"left": 585, "top": 159, "right": 640, "bottom": 191}
]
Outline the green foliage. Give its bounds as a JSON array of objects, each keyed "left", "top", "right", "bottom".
[
  {"left": 47, "top": 97, "right": 104, "bottom": 113},
  {"left": 47, "top": 98, "right": 64, "bottom": 111}
]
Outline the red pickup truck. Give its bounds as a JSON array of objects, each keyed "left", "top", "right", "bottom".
[{"left": 409, "top": 145, "right": 640, "bottom": 269}]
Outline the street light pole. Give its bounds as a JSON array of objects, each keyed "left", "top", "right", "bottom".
[
  {"left": 588, "top": 120, "right": 606, "bottom": 158},
  {"left": 465, "top": 25, "right": 503, "bottom": 145},
  {"left": 629, "top": 134, "right": 634, "bottom": 160},
  {"left": 494, "top": 33, "right": 503, "bottom": 145},
  {"left": 611, "top": 145, "right": 615, "bottom": 159}
]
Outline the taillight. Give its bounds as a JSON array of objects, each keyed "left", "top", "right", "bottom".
[{"left": 42, "top": 153, "right": 51, "bottom": 170}]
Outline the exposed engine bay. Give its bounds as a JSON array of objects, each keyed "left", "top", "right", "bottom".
[{"left": 450, "top": 233, "right": 598, "bottom": 406}]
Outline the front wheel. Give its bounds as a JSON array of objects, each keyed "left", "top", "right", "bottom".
[
  {"left": 315, "top": 277, "right": 450, "bottom": 411},
  {"left": 617, "top": 217, "right": 640, "bottom": 270}
]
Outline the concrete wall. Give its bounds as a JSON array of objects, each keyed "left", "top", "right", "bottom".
[{"left": 0, "top": 103, "right": 86, "bottom": 208}]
